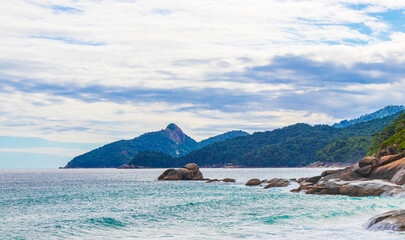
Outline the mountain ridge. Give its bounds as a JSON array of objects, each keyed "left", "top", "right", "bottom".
[
  {"left": 332, "top": 105, "right": 405, "bottom": 128},
  {"left": 64, "top": 124, "right": 249, "bottom": 168}
]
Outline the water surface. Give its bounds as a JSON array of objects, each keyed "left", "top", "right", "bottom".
[{"left": 1, "top": 168, "right": 405, "bottom": 239}]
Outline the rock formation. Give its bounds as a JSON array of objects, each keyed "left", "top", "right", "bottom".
[
  {"left": 364, "top": 210, "right": 405, "bottom": 231},
  {"left": 158, "top": 163, "right": 203, "bottom": 180},
  {"left": 263, "top": 178, "right": 290, "bottom": 189},
  {"left": 246, "top": 179, "right": 261, "bottom": 186},
  {"left": 292, "top": 145, "right": 405, "bottom": 197}
]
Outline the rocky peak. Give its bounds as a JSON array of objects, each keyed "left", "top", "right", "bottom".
[{"left": 164, "top": 123, "right": 186, "bottom": 144}]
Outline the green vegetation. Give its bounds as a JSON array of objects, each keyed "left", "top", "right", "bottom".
[
  {"left": 315, "top": 136, "right": 372, "bottom": 163},
  {"left": 199, "top": 130, "right": 249, "bottom": 147},
  {"left": 128, "top": 151, "right": 174, "bottom": 168},
  {"left": 66, "top": 106, "right": 405, "bottom": 168},
  {"left": 179, "top": 124, "right": 339, "bottom": 167},
  {"left": 368, "top": 112, "right": 405, "bottom": 155},
  {"left": 65, "top": 130, "right": 198, "bottom": 168},
  {"left": 64, "top": 124, "right": 248, "bottom": 168},
  {"left": 333, "top": 105, "right": 404, "bottom": 128}
]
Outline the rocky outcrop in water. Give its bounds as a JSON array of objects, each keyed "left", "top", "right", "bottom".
[
  {"left": 364, "top": 210, "right": 405, "bottom": 231},
  {"left": 158, "top": 163, "right": 203, "bottom": 180},
  {"left": 244, "top": 178, "right": 290, "bottom": 188},
  {"left": 263, "top": 178, "right": 290, "bottom": 189},
  {"left": 246, "top": 179, "right": 261, "bottom": 186},
  {"left": 206, "top": 178, "right": 236, "bottom": 183},
  {"left": 292, "top": 145, "right": 405, "bottom": 197}
]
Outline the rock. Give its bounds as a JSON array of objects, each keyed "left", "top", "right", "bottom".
[
  {"left": 306, "top": 161, "right": 351, "bottom": 168},
  {"left": 246, "top": 178, "right": 261, "bottom": 186},
  {"left": 377, "top": 144, "right": 399, "bottom": 157},
  {"left": 391, "top": 168, "right": 405, "bottom": 185},
  {"left": 358, "top": 156, "right": 378, "bottom": 168},
  {"left": 356, "top": 165, "right": 373, "bottom": 177},
  {"left": 158, "top": 163, "right": 204, "bottom": 180},
  {"left": 183, "top": 163, "right": 200, "bottom": 174},
  {"left": 263, "top": 178, "right": 289, "bottom": 189},
  {"left": 307, "top": 175, "right": 322, "bottom": 184},
  {"left": 117, "top": 164, "right": 140, "bottom": 169},
  {"left": 364, "top": 210, "right": 405, "bottom": 231},
  {"left": 206, "top": 179, "right": 219, "bottom": 183},
  {"left": 321, "top": 169, "right": 342, "bottom": 177},
  {"left": 379, "top": 153, "right": 405, "bottom": 166},
  {"left": 370, "top": 157, "right": 405, "bottom": 180},
  {"left": 222, "top": 178, "right": 236, "bottom": 183}
]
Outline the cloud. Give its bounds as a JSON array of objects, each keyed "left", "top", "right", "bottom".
[{"left": 1, "top": 0, "right": 405, "bottom": 152}]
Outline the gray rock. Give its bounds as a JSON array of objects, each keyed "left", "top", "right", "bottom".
[{"left": 364, "top": 210, "right": 405, "bottom": 231}]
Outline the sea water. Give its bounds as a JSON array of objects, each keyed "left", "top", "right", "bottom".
[{"left": 1, "top": 168, "right": 405, "bottom": 240}]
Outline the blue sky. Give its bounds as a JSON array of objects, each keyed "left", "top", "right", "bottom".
[{"left": 1, "top": 0, "right": 405, "bottom": 168}]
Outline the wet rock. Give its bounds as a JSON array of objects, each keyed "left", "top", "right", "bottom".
[
  {"left": 222, "top": 178, "right": 236, "bottom": 183},
  {"left": 364, "top": 210, "right": 405, "bottom": 231},
  {"left": 263, "top": 178, "right": 289, "bottom": 189},
  {"left": 206, "top": 179, "right": 219, "bottom": 183},
  {"left": 158, "top": 163, "right": 203, "bottom": 180},
  {"left": 246, "top": 178, "right": 261, "bottom": 186}
]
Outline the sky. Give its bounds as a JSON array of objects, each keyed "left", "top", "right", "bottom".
[{"left": 1, "top": 0, "right": 405, "bottom": 168}]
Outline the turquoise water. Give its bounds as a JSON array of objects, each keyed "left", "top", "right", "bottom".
[{"left": 1, "top": 168, "right": 405, "bottom": 239}]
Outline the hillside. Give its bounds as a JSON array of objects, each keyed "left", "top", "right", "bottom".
[
  {"left": 315, "top": 111, "right": 405, "bottom": 163},
  {"left": 368, "top": 112, "right": 405, "bottom": 156},
  {"left": 332, "top": 105, "right": 404, "bottom": 128},
  {"left": 173, "top": 111, "right": 404, "bottom": 167},
  {"left": 199, "top": 130, "right": 249, "bottom": 147},
  {"left": 64, "top": 124, "right": 248, "bottom": 168}
]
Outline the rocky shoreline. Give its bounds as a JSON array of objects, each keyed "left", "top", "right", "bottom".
[
  {"left": 291, "top": 145, "right": 405, "bottom": 197},
  {"left": 157, "top": 145, "right": 405, "bottom": 232}
]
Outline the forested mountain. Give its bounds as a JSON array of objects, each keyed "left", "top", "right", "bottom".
[
  {"left": 332, "top": 105, "right": 404, "bottom": 128},
  {"left": 199, "top": 130, "right": 249, "bottom": 147},
  {"left": 64, "top": 123, "right": 248, "bottom": 168},
  {"left": 128, "top": 109, "right": 404, "bottom": 168},
  {"left": 368, "top": 112, "right": 405, "bottom": 156},
  {"left": 314, "top": 111, "right": 405, "bottom": 163},
  {"left": 178, "top": 113, "right": 401, "bottom": 167}
]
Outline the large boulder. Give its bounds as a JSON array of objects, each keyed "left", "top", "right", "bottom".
[
  {"left": 246, "top": 179, "right": 261, "bottom": 186},
  {"left": 158, "top": 163, "right": 203, "bottom": 180},
  {"left": 364, "top": 210, "right": 405, "bottom": 231}
]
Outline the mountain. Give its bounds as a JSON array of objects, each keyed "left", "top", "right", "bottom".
[
  {"left": 332, "top": 105, "right": 404, "bottom": 128},
  {"left": 172, "top": 111, "right": 405, "bottom": 168},
  {"left": 368, "top": 112, "right": 405, "bottom": 156},
  {"left": 315, "top": 111, "right": 404, "bottom": 163},
  {"left": 64, "top": 124, "right": 249, "bottom": 168},
  {"left": 199, "top": 130, "right": 249, "bottom": 147}
]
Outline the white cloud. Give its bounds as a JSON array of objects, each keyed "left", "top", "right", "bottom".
[
  {"left": 0, "top": 147, "right": 86, "bottom": 157},
  {"left": 1, "top": 0, "right": 405, "bottom": 143}
]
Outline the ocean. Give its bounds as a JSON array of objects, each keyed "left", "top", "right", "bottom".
[{"left": 1, "top": 168, "right": 405, "bottom": 239}]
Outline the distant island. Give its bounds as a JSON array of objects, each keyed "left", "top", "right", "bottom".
[{"left": 64, "top": 105, "right": 405, "bottom": 169}]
